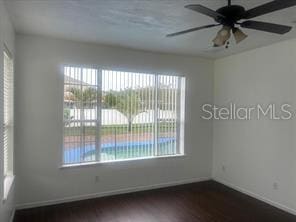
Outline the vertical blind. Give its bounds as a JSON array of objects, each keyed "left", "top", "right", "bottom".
[
  {"left": 3, "top": 49, "right": 14, "bottom": 177},
  {"left": 63, "top": 67, "right": 185, "bottom": 165}
]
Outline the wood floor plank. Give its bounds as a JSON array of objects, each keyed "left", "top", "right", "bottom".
[{"left": 14, "top": 181, "right": 296, "bottom": 222}]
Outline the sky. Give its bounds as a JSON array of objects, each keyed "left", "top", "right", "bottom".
[{"left": 64, "top": 66, "right": 178, "bottom": 91}]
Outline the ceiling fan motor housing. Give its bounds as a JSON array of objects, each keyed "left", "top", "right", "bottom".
[{"left": 216, "top": 5, "right": 246, "bottom": 27}]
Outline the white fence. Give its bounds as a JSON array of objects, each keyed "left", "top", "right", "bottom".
[{"left": 67, "top": 109, "right": 176, "bottom": 126}]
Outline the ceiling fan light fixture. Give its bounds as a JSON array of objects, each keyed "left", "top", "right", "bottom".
[
  {"left": 232, "top": 28, "right": 248, "bottom": 44},
  {"left": 212, "top": 26, "right": 231, "bottom": 46},
  {"left": 220, "top": 26, "right": 231, "bottom": 37},
  {"left": 212, "top": 35, "right": 224, "bottom": 47}
]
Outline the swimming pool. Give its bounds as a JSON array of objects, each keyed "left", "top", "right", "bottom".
[{"left": 64, "top": 138, "right": 176, "bottom": 164}]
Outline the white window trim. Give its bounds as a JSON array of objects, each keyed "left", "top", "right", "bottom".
[
  {"left": 62, "top": 66, "right": 186, "bottom": 167},
  {"left": 60, "top": 153, "right": 186, "bottom": 169}
]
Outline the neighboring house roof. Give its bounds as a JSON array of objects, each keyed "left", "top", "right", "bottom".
[{"left": 64, "top": 75, "right": 90, "bottom": 85}]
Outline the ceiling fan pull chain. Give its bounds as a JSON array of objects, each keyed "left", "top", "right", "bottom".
[{"left": 225, "top": 41, "right": 230, "bottom": 49}]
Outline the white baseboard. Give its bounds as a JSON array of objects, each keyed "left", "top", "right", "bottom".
[
  {"left": 16, "top": 177, "right": 210, "bottom": 210},
  {"left": 213, "top": 177, "right": 296, "bottom": 216},
  {"left": 9, "top": 208, "right": 15, "bottom": 222}
]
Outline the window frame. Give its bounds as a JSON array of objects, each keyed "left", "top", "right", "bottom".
[{"left": 62, "top": 65, "right": 186, "bottom": 167}]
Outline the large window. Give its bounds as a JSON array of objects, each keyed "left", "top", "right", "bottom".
[
  {"left": 63, "top": 66, "right": 185, "bottom": 165},
  {"left": 3, "top": 48, "right": 14, "bottom": 199}
]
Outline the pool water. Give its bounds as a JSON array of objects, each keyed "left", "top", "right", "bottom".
[{"left": 64, "top": 138, "right": 177, "bottom": 164}]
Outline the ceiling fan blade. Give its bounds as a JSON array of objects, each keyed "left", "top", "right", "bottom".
[
  {"left": 185, "top": 4, "right": 225, "bottom": 21},
  {"left": 241, "top": 21, "right": 292, "bottom": 34},
  {"left": 244, "top": 0, "right": 296, "bottom": 19},
  {"left": 166, "top": 24, "right": 220, "bottom": 37}
]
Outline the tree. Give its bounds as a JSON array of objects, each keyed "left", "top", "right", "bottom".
[
  {"left": 63, "top": 108, "right": 72, "bottom": 126},
  {"left": 65, "top": 87, "right": 98, "bottom": 124},
  {"left": 103, "top": 92, "right": 117, "bottom": 108},
  {"left": 68, "top": 87, "right": 97, "bottom": 108},
  {"left": 104, "top": 89, "right": 143, "bottom": 132}
]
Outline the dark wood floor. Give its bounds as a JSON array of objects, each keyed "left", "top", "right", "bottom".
[{"left": 14, "top": 180, "right": 296, "bottom": 222}]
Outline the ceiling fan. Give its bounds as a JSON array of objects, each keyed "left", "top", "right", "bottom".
[{"left": 167, "top": 0, "right": 296, "bottom": 47}]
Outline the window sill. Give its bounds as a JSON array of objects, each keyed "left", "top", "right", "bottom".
[
  {"left": 3, "top": 175, "right": 14, "bottom": 202},
  {"left": 60, "top": 154, "right": 186, "bottom": 169}
]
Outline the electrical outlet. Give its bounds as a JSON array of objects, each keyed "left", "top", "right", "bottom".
[{"left": 95, "top": 176, "right": 100, "bottom": 183}]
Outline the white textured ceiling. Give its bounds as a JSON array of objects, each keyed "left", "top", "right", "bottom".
[{"left": 4, "top": 0, "right": 296, "bottom": 58}]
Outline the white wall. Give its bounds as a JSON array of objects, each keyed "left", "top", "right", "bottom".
[
  {"left": 213, "top": 39, "right": 296, "bottom": 213},
  {"left": 15, "top": 34, "right": 214, "bottom": 207},
  {"left": 0, "top": 1, "right": 15, "bottom": 222}
]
